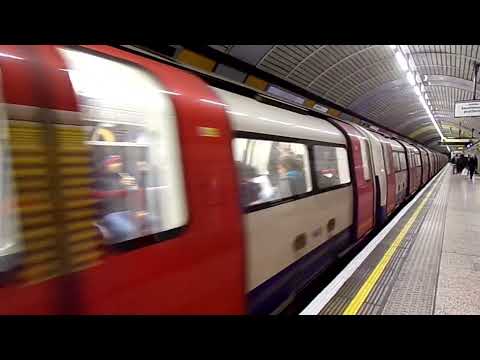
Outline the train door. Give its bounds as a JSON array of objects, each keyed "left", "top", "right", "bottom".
[
  {"left": 352, "top": 126, "right": 388, "bottom": 227},
  {"left": 419, "top": 147, "right": 429, "bottom": 185},
  {"left": 60, "top": 46, "right": 246, "bottom": 314},
  {"left": 333, "top": 122, "right": 374, "bottom": 241},
  {"left": 381, "top": 139, "right": 396, "bottom": 215},
  {"left": 413, "top": 149, "right": 422, "bottom": 190},
  {"left": 400, "top": 142, "right": 415, "bottom": 196},
  {"left": 432, "top": 153, "right": 435, "bottom": 176}
]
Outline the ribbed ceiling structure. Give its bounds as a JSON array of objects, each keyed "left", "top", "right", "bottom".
[{"left": 210, "top": 45, "right": 480, "bottom": 151}]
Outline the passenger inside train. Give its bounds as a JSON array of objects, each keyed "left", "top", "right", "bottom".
[{"left": 234, "top": 139, "right": 311, "bottom": 207}]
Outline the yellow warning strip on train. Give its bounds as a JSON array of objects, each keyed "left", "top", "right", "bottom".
[{"left": 343, "top": 179, "right": 437, "bottom": 315}]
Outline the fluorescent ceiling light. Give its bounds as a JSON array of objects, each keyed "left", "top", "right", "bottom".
[
  {"left": 406, "top": 71, "right": 415, "bottom": 85},
  {"left": 395, "top": 51, "right": 409, "bottom": 71},
  {"left": 414, "top": 86, "right": 421, "bottom": 96},
  {"left": 408, "top": 57, "right": 416, "bottom": 71}
]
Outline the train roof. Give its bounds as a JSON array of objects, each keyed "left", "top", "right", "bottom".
[{"left": 212, "top": 87, "right": 347, "bottom": 145}]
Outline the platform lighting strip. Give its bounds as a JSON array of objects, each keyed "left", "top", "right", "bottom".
[{"left": 389, "top": 45, "right": 450, "bottom": 152}]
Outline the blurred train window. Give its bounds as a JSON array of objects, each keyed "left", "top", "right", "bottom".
[
  {"left": 393, "top": 152, "right": 400, "bottom": 172},
  {"left": 60, "top": 47, "right": 188, "bottom": 245},
  {"left": 233, "top": 138, "right": 312, "bottom": 208},
  {"left": 359, "top": 138, "right": 371, "bottom": 181},
  {"left": 415, "top": 154, "right": 421, "bottom": 167},
  {"left": 399, "top": 152, "right": 407, "bottom": 170},
  {"left": 313, "top": 146, "right": 350, "bottom": 190},
  {"left": 383, "top": 144, "right": 392, "bottom": 175}
]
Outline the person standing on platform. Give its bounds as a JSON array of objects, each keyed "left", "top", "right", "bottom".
[
  {"left": 456, "top": 154, "right": 463, "bottom": 175},
  {"left": 468, "top": 155, "right": 478, "bottom": 180}
]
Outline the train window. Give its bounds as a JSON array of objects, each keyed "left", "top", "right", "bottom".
[
  {"left": 399, "top": 152, "right": 407, "bottom": 170},
  {"left": 383, "top": 144, "right": 392, "bottom": 175},
  {"left": 393, "top": 152, "right": 400, "bottom": 172},
  {"left": 313, "top": 146, "right": 350, "bottom": 190},
  {"left": 416, "top": 154, "right": 421, "bottom": 167},
  {"left": 60, "top": 47, "right": 188, "bottom": 245},
  {"left": 359, "top": 139, "right": 371, "bottom": 181},
  {"left": 233, "top": 138, "right": 312, "bottom": 208}
]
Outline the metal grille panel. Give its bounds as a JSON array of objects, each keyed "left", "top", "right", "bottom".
[{"left": 209, "top": 44, "right": 480, "bottom": 149}]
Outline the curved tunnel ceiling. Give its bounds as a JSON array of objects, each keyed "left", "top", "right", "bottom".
[{"left": 210, "top": 45, "right": 480, "bottom": 152}]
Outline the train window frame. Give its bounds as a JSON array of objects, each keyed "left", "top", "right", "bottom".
[
  {"left": 399, "top": 152, "right": 407, "bottom": 171},
  {"left": 312, "top": 145, "right": 351, "bottom": 191},
  {"left": 382, "top": 143, "right": 392, "bottom": 176},
  {"left": 393, "top": 152, "right": 401, "bottom": 172},
  {"left": 233, "top": 131, "right": 351, "bottom": 213},
  {"left": 415, "top": 154, "right": 422, "bottom": 167},
  {"left": 359, "top": 138, "right": 372, "bottom": 181},
  {"left": 59, "top": 46, "right": 189, "bottom": 250}
]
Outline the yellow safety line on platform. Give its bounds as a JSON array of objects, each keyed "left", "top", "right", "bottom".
[{"left": 342, "top": 174, "right": 442, "bottom": 315}]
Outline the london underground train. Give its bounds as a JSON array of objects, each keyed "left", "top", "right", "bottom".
[{"left": 0, "top": 45, "right": 448, "bottom": 314}]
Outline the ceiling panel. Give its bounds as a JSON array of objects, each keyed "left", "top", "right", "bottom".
[{"left": 209, "top": 44, "right": 480, "bottom": 150}]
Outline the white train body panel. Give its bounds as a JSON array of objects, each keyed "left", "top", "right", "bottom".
[{"left": 213, "top": 87, "right": 353, "bottom": 292}]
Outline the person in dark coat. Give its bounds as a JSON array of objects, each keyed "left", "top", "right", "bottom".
[
  {"left": 236, "top": 162, "right": 262, "bottom": 207},
  {"left": 468, "top": 155, "right": 478, "bottom": 180},
  {"left": 457, "top": 154, "right": 466, "bottom": 175},
  {"left": 455, "top": 155, "right": 462, "bottom": 174}
]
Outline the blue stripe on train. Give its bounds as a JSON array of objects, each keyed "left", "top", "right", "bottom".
[{"left": 247, "top": 227, "right": 353, "bottom": 315}]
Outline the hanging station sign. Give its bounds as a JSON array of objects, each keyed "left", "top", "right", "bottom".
[
  {"left": 454, "top": 100, "right": 480, "bottom": 118},
  {"left": 438, "top": 138, "right": 473, "bottom": 146}
]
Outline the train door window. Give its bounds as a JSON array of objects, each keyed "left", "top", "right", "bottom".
[
  {"left": 60, "top": 47, "right": 188, "bottom": 245},
  {"left": 233, "top": 138, "right": 312, "bottom": 208},
  {"left": 0, "top": 112, "right": 21, "bottom": 270},
  {"left": 399, "top": 152, "right": 407, "bottom": 170},
  {"left": 416, "top": 154, "right": 421, "bottom": 167},
  {"left": 393, "top": 152, "right": 400, "bottom": 172},
  {"left": 313, "top": 145, "right": 350, "bottom": 190},
  {"left": 359, "top": 138, "right": 371, "bottom": 181},
  {"left": 383, "top": 144, "right": 392, "bottom": 175}
]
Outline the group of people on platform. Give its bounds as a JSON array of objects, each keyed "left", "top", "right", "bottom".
[{"left": 452, "top": 153, "right": 478, "bottom": 180}]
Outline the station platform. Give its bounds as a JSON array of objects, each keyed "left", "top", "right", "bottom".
[{"left": 301, "top": 165, "right": 480, "bottom": 315}]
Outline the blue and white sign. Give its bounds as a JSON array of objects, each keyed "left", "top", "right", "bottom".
[{"left": 454, "top": 100, "right": 480, "bottom": 118}]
